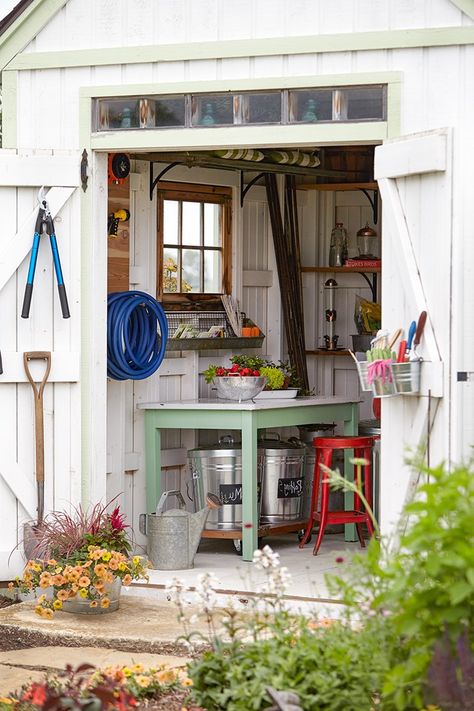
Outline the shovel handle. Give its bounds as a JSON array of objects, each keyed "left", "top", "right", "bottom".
[
  {"left": 23, "top": 352, "right": 52, "bottom": 400},
  {"left": 24, "top": 352, "right": 51, "bottom": 490}
]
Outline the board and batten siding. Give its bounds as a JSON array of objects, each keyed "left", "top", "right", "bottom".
[{"left": 0, "top": 151, "right": 82, "bottom": 579}]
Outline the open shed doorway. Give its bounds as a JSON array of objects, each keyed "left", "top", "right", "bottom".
[{"left": 105, "top": 143, "right": 381, "bottom": 602}]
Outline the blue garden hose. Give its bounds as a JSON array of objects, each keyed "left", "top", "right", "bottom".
[{"left": 107, "top": 291, "right": 168, "bottom": 380}]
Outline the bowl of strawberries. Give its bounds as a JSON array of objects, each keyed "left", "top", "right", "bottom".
[{"left": 203, "top": 359, "right": 267, "bottom": 402}]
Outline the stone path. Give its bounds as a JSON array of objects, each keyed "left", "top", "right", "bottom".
[{"left": 0, "top": 594, "right": 200, "bottom": 697}]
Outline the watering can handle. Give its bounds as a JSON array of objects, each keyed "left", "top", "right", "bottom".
[{"left": 155, "top": 490, "right": 186, "bottom": 515}]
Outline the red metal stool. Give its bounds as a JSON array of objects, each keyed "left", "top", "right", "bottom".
[{"left": 299, "top": 435, "right": 375, "bottom": 555}]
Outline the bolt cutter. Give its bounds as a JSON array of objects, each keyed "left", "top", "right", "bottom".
[{"left": 21, "top": 189, "right": 70, "bottom": 319}]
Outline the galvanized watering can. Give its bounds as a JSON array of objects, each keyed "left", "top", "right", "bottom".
[{"left": 139, "top": 490, "right": 221, "bottom": 570}]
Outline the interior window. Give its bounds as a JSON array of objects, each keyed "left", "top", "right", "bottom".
[{"left": 157, "top": 182, "right": 232, "bottom": 306}]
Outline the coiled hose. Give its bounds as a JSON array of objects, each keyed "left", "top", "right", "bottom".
[{"left": 107, "top": 291, "right": 168, "bottom": 380}]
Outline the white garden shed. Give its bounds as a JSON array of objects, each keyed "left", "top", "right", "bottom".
[{"left": 0, "top": 0, "right": 473, "bottom": 577}]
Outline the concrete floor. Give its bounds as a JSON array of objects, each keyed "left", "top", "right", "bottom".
[{"left": 128, "top": 532, "right": 365, "bottom": 614}]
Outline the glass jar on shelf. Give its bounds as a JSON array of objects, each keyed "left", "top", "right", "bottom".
[{"left": 328, "top": 222, "right": 348, "bottom": 267}]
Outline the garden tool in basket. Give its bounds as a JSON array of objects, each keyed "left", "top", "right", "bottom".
[
  {"left": 23, "top": 352, "right": 51, "bottom": 559},
  {"left": 21, "top": 188, "right": 70, "bottom": 319}
]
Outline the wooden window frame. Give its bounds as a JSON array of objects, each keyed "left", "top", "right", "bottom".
[{"left": 157, "top": 181, "right": 232, "bottom": 309}]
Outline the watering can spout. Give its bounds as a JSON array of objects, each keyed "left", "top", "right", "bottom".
[{"left": 188, "top": 493, "right": 222, "bottom": 561}]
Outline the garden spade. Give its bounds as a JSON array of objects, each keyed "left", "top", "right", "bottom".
[{"left": 23, "top": 351, "right": 51, "bottom": 558}]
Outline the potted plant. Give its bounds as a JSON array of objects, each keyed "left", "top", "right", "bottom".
[
  {"left": 203, "top": 356, "right": 301, "bottom": 397},
  {"left": 10, "top": 503, "right": 149, "bottom": 617}
]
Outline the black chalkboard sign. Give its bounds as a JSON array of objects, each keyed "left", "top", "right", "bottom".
[
  {"left": 219, "top": 483, "right": 261, "bottom": 505},
  {"left": 277, "top": 477, "right": 303, "bottom": 499}
]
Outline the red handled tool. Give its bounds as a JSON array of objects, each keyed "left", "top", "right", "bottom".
[{"left": 397, "top": 340, "right": 407, "bottom": 362}]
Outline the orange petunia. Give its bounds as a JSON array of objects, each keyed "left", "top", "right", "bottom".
[
  {"left": 122, "top": 574, "right": 132, "bottom": 586},
  {"left": 78, "top": 576, "right": 91, "bottom": 587},
  {"left": 100, "top": 597, "right": 110, "bottom": 609}
]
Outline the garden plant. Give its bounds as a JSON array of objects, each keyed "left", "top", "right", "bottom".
[{"left": 166, "top": 458, "right": 474, "bottom": 710}]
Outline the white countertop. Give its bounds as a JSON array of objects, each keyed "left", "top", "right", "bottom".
[{"left": 137, "top": 396, "right": 359, "bottom": 411}]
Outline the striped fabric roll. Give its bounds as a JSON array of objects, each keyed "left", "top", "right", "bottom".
[
  {"left": 213, "top": 149, "right": 265, "bottom": 161},
  {"left": 267, "top": 150, "right": 320, "bottom": 167}
]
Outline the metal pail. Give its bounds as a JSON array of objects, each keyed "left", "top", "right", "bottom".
[
  {"left": 188, "top": 436, "right": 264, "bottom": 530},
  {"left": 259, "top": 433, "right": 306, "bottom": 523}
]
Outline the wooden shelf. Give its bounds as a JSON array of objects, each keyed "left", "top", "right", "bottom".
[
  {"left": 301, "top": 266, "right": 381, "bottom": 274},
  {"left": 297, "top": 181, "right": 378, "bottom": 191},
  {"left": 166, "top": 336, "right": 264, "bottom": 352},
  {"left": 306, "top": 349, "right": 351, "bottom": 357}
]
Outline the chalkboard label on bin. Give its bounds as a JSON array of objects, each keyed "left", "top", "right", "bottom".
[
  {"left": 277, "top": 477, "right": 303, "bottom": 499},
  {"left": 219, "top": 483, "right": 261, "bottom": 505}
]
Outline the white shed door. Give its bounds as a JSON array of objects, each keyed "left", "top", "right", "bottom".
[
  {"left": 0, "top": 149, "right": 81, "bottom": 579},
  {"left": 374, "top": 129, "right": 450, "bottom": 535}
]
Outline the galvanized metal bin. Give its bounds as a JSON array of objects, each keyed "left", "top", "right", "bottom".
[
  {"left": 259, "top": 434, "right": 306, "bottom": 523},
  {"left": 188, "top": 436, "right": 264, "bottom": 530}
]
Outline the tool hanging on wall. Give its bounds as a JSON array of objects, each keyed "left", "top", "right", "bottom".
[
  {"left": 108, "top": 208, "right": 130, "bottom": 236},
  {"left": 108, "top": 153, "right": 130, "bottom": 185},
  {"left": 21, "top": 189, "right": 70, "bottom": 319},
  {"left": 23, "top": 352, "right": 51, "bottom": 558}
]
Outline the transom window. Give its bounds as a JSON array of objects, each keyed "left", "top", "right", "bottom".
[
  {"left": 157, "top": 182, "right": 232, "bottom": 306},
  {"left": 94, "top": 85, "right": 386, "bottom": 131}
]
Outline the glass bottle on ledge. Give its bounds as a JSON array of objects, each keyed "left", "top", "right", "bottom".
[
  {"left": 200, "top": 102, "right": 216, "bottom": 125},
  {"left": 302, "top": 98, "right": 318, "bottom": 122},
  {"left": 328, "top": 222, "right": 348, "bottom": 267}
]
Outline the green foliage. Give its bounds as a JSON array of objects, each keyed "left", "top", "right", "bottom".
[
  {"left": 259, "top": 366, "right": 286, "bottom": 390},
  {"left": 187, "top": 615, "right": 399, "bottom": 711},
  {"left": 327, "top": 459, "right": 474, "bottom": 709},
  {"left": 229, "top": 354, "right": 266, "bottom": 370}
]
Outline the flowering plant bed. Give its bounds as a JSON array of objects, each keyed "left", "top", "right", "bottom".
[{"left": 10, "top": 503, "right": 149, "bottom": 618}]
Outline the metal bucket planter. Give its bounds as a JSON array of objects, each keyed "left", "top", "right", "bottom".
[
  {"left": 61, "top": 577, "right": 122, "bottom": 615},
  {"left": 391, "top": 360, "right": 421, "bottom": 395}
]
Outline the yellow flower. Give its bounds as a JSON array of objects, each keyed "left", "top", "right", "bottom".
[
  {"left": 79, "top": 588, "right": 89, "bottom": 599},
  {"left": 157, "top": 669, "right": 177, "bottom": 684},
  {"left": 37, "top": 594, "right": 46, "bottom": 604},
  {"left": 181, "top": 678, "right": 193, "bottom": 687},
  {"left": 0, "top": 697, "right": 14, "bottom": 704},
  {"left": 123, "top": 667, "right": 133, "bottom": 677},
  {"left": 122, "top": 574, "right": 132, "bottom": 586},
  {"left": 118, "top": 562, "right": 127, "bottom": 572},
  {"left": 135, "top": 675, "right": 151, "bottom": 688},
  {"left": 100, "top": 597, "right": 110, "bottom": 609},
  {"left": 102, "top": 552, "right": 111, "bottom": 562},
  {"left": 34, "top": 605, "right": 44, "bottom": 616},
  {"left": 54, "top": 566, "right": 63, "bottom": 574},
  {"left": 32, "top": 563, "right": 42, "bottom": 573},
  {"left": 78, "top": 576, "right": 91, "bottom": 587},
  {"left": 53, "top": 599, "right": 63, "bottom": 610},
  {"left": 43, "top": 608, "right": 54, "bottom": 619},
  {"left": 132, "top": 556, "right": 141, "bottom": 566},
  {"left": 131, "top": 663, "right": 144, "bottom": 673}
]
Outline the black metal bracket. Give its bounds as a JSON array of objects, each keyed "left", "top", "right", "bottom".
[
  {"left": 359, "top": 187, "right": 379, "bottom": 224},
  {"left": 240, "top": 171, "right": 267, "bottom": 207},
  {"left": 149, "top": 161, "right": 181, "bottom": 200},
  {"left": 358, "top": 271, "right": 378, "bottom": 302},
  {"left": 80, "top": 149, "right": 88, "bottom": 192}
]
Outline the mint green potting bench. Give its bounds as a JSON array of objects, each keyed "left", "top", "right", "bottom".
[{"left": 138, "top": 396, "right": 359, "bottom": 561}]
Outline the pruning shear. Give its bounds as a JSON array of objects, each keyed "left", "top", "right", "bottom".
[{"left": 21, "top": 188, "right": 70, "bottom": 319}]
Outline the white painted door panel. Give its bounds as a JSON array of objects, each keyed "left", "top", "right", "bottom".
[{"left": 0, "top": 150, "right": 81, "bottom": 580}]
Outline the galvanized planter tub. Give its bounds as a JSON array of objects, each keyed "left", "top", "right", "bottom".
[
  {"left": 189, "top": 436, "right": 264, "bottom": 530},
  {"left": 259, "top": 434, "right": 306, "bottom": 523},
  {"left": 61, "top": 577, "right": 121, "bottom": 615}
]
